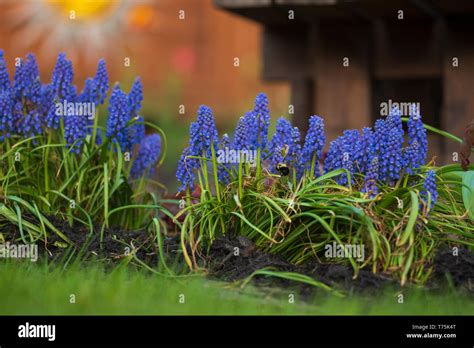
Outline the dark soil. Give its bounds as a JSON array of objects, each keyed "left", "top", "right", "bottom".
[
  {"left": 2, "top": 215, "right": 158, "bottom": 265},
  {"left": 205, "top": 235, "right": 394, "bottom": 295},
  {"left": 2, "top": 219, "right": 473, "bottom": 295},
  {"left": 432, "top": 248, "right": 474, "bottom": 292},
  {"left": 204, "top": 235, "right": 474, "bottom": 295}
]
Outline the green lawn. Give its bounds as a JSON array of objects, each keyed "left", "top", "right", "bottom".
[{"left": 0, "top": 261, "right": 472, "bottom": 315}]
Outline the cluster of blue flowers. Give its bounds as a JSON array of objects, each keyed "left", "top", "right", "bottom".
[
  {"left": 177, "top": 93, "right": 435, "bottom": 208},
  {"left": 405, "top": 104, "right": 428, "bottom": 175},
  {"left": 217, "top": 133, "right": 232, "bottom": 185},
  {"left": 0, "top": 49, "right": 161, "bottom": 179},
  {"left": 421, "top": 170, "right": 438, "bottom": 210},
  {"left": 361, "top": 157, "right": 379, "bottom": 198},
  {"left": 0, "top": 50, "right": 105, "bottom": 148},
  {"left": 1, "top": 52, "right": 42, "bottom": 140},
  {"left": 130, "top": 133, "right": 162, "bottom": 179},
  {"left": 252, "top": 93, "right": 270, "bottom": 149},
  {"left": 176, "top": 105, "right": 220, "bottom": 191},
  {"left": 268, "top": 118, "right": 294, "bottom": 169},
  {"left": 177, "top": 93, "right": 328, "bottom": 191},
  {"left": 176, "top": 146, "right": 199, "bottom": 192},
  {"left": 321, "top": 104, "right": 431, "bottom": 192},
  {"left": 301, "top": 116, "right": 326, "bottom": 176},
  {"left": 105, "top": 84, "right": 145, "bottom": 153}
]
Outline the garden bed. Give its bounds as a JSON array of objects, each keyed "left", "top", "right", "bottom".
[
  {"left": 0, "top": 50, "right": 472, "bottom": 306},
  {"left": 3, "top": 220, "right": 473, "bottom": 297}
]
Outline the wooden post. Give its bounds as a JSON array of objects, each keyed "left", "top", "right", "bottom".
[{"left": 290, "top": 78, "right": 314, "bottom": 135}]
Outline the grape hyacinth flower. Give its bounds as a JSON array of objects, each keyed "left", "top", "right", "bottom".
[
  {"left": 64, "top": 114, "right": 88, "bottom": 153},
  {"left": 2, "top": 51, "right": 48, "bottom": 139},
  {"left": 217, "top": 133, "right": 231, "bottom": 185},
  {"left": 358, "top": 127, "right": 375, "bottom": 174},
  {"left": 78, "top": 60, "right": 109, "bottom": 107},
  {"left": 253, "top": 93, "right": 270, "bottom": 149},
  {"left": 79, "top": 78, "right": 97, "bottom": 104},
  {"left": 94, "top": 59, "right": 109, "bottom": 105},
  {"left": 38, "top": 84, "right": 54, "bottom": 119},
  {"left": 13, "top": 54, "right": 41, "bottom": 104},
  {"left": 47, "top": 53, "right": 74, "bottom": 129},
  {"left": 194, "top": 105, "right": 219, "bottom": 157},
  {"left": 0, "top": 50, "right": 11, "bottom": 92},
  {"left": 268, "top": 117, "right": 293, "bottom": 170},
  {"left": 269, "top": 118, "right": 293, "bottom": 151},
  {"left": 232, "top": 110, "right": 263, "bottom": 153},
  {"left": 177, "top": 106, "right": 219, "bottom": 190},
  {"left": 62, "top": 84, "right": 98, "bottom": 153},
  {"left": 343, "top": 129, "right": 361, "bottom": 169},
  {"left": 176, "top": 146, "right": 199, "bottom": 192},
  {"left": 406, "top": 104, "right": 427, "bottom": 171},
  {"left": 128, "top": 77, "right": 143, "bottom": 116},
  {"left": 65, "top": 71, "right": 109, "bottom": 151},
  {"left": 289, "top": 126, "right": 303, "bottom": 178},
  {"left": 379, "top": 128, "right": 404, "bottom": 183},
  {"left": 130, "top": 133, "right": 161, "bottom": 179},
  {"left": 361, "top": 156, "right": 379, "bottom": 198},
  {"left": 232, "top": 116, "right": 250, "bottom": 151},
  {"left": 377, "top": 106, "right": 404, "bottom": 184},
  {"left": 78, "top": 79, "right": 97, "bottom": 116},
  {"left": 340, "top": 131, "right": 358, "bottom": 186},
  {"left": 323, "top": 131, "right": 356, "bottom": 186},
  {"left": 19, "top": 109, "right": 42, "bottom": 140},
  {"left": 106, "top": 85, "right": 136, "bottom": 152},
  {"left": 373, "top": 119, "right": 386, "bottom": 154},
  {"left": 51, "top": 53, "right": 74, "bottom": 100},
  {"left": 0, "top": 90, "right": 14, "bottom": 139},
  {"left": 188, "top": 121, "right": 201, "bottom": 156},
  {"left": 301, "top": 115, "right": 325, "bottom": 177},
  {"left": 133, "top": 116, "right": 145, "bottom": 144},
  {"left": 323, "top": 138, "right": 343, "bottom": 174},
  {"left": 127, "top": 79, "right": 145, "bottom": 147},
  {"left": 6, "top": 101, "right": 23, "bottom": 136},
  {"left": 421, "top": 170, "right": 438, "bottom": 211},
  {"left": 385, "top": 104, "right": 403, "bottom": 134},
  {"left": 64, "top": 92, "right": 89, "bottom": 154},
  {"left": 242, "top": 111, "right": 259, "bottom": 150},
  {"left": 271, "top": 145, "right": 285, "bottom": 169},
  {"left": 403, "top": 141, "right": 420, "bottom": 175}
]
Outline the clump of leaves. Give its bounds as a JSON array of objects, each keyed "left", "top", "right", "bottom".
[
  {"left": 176, "top": 93, "right": 473, "bottom": 285},
  {"left": 0, "top": 51, "right": 172, "bottom": 247}
]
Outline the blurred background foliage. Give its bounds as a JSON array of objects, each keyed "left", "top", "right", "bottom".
[{"left": 0, "top": 0, "right": 290, "bottom": 191}]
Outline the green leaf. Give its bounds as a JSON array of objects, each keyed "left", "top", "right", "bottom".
[
  {"left": 399, "top": 191, "right": 419, "bottom": 246},
  {"left": 461, "top": 171, "right": 474, "bottom": 219},
  {"left": 401, "top": 117, "right": 462, "bottom": 143},
  {"left": 53, "top": 241, "right": 69, "bottom": 248}
]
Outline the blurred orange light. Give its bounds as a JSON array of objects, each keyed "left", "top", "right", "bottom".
[{"left": 127, "top": 5, "right": 155, "bottom": 31}]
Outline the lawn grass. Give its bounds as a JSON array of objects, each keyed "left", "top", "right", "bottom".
[{"left": 0, "top": 261, "right": 472, "bottom": 315}]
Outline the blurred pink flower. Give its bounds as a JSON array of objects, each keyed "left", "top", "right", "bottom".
[{"left": 172, "top": 47, "right": 195, "bottom": 73}]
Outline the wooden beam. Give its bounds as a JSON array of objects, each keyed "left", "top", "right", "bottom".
[
  {"left": 409, "top": 0, "right": 443, "bottom": 19},
  {"left": 275, "top": 0, "right": 339, "bottom": 4},
  {"left": 213, "top": 0, "right": 271, "bottom": 8},
  {"left": 262, "top": 25, "right": 311, "bottom": 80},
  {"left": 290, "top": 79, "right": 314, "bottom": 135},
  {"left": 373, "top": 20, "right": 442, "bottom": 79}
]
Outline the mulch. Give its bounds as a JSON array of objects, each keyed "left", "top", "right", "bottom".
[{"left": 2, "top": 219, "right": 473, "bottom": 295}]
